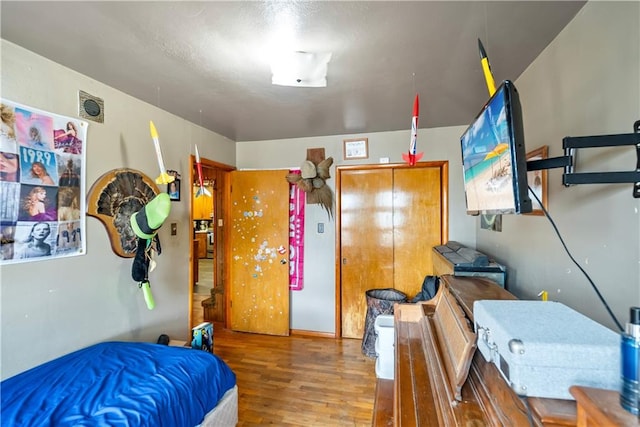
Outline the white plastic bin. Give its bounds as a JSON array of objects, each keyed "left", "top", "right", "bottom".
[
  {"left": 374, "top": 314, "right": 395, "bottom": 348},
  {"left": 375, "top": 356, "right": 394, "bottom": 380},
  {"left": 374, "top": 314, "right": 395, "bottom": 379}
]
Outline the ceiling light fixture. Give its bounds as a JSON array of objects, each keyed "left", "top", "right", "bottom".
[{"left": 271, "top": 51, "right": 332, "bottom": 88}]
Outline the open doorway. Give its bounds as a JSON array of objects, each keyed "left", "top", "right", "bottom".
[{"left": 189, "top": 155, "right": 234, "bottom": 330}]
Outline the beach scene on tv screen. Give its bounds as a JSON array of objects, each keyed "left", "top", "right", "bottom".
[{"left": 461, "top": 89, "right": 515, "bottom": 212}]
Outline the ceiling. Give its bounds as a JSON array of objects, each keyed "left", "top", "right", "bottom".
[{"left": 1, "top": 1, "right": 585, "bottom": 142}]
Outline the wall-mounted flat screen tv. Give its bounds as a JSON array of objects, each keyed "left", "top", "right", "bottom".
[{"left": 460, "top": 80, "right": 532, "bottom": 215}]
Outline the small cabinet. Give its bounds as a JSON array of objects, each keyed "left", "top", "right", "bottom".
[
  {"left": 195, "top": 233, "right": 207, "bottom": 258},
  {"left": 192, "top": 186, "right": 214, "bottom": 220}
]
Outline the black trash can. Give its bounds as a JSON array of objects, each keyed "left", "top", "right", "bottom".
[{"left": 361, "top": 288, "right": 407, "bottom": 357}]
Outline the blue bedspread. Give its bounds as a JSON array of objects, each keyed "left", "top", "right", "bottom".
[{"left": 1, "top": 341, "right": 236, "bottom": 426}]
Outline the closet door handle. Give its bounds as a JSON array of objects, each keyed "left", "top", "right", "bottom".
[{"left": 342, "top": 258, "right": 347, "bottom": 265}]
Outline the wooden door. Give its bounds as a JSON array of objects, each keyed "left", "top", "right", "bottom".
[
  {"left": 228, "top": 170, "right": 290, "bottom": 336},
  {"left": 340, "top": 169, "right": 394, "bottom": 339},
  {"left": 338, "top": 163, "right": 446, "bottom": 339}
]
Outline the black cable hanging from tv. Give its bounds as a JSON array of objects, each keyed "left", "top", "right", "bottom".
[
  {"left": 528, "top": 186, "right": 623, "bottom": 332},
  {"left": 523, "top": 119, "right": 640, "bottom": 331}
]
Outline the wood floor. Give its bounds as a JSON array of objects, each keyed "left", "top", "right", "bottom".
[
  {"left": 192, "top": 294, "right": 208, "bottom": 326},
  {"left": 212, "top": 325, "right": 377, "bottom": 426}
]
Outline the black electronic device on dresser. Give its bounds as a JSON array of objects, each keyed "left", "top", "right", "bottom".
[{"left": 432, "top": 241, "right": 506, "bottom": 287}]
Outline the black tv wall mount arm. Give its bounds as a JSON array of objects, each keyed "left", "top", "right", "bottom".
[{"left": 527, "top": 120, "right": 640, "bottom": 198}]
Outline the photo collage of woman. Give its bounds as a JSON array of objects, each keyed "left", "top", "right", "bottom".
[{"left": 0, "top": 100, "right": 87, "bottom": 264}]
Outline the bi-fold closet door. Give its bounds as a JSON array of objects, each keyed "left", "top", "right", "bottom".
[{"left": 338, "top": 163, "right": 447, "bottom": 339}]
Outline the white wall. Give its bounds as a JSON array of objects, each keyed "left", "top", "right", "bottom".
[
  {"left": 478, "top": 2, "right": 640, "bottom": 330},
  {"left": 0, "top": 40, "right": 235, "bottom": 379},
  {"left": 236, "top": 126, "right": 476, "bottom": 332}
]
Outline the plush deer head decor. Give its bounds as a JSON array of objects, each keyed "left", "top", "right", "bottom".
[{"left": 286, "top": 156, "right": 334, "bottom": 219}]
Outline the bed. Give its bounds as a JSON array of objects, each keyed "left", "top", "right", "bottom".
[{"left": 0, "top": 341, "right": 237, "bottom": 426}]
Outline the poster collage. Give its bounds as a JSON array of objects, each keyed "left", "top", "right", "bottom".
[{"left": 1, "top": 100, "right": 87, "bottom": 264}]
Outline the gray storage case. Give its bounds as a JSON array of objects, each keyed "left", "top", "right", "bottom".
[{"left": 473, "top": 300, "right": 620, "bottom": 400}]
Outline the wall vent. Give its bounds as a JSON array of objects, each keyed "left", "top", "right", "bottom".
[{"left": 78, "top": 90, "right": 104, "bottom": 123}]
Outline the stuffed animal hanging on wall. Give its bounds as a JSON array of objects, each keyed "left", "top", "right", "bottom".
[{"left": 286, "top": 156, "right": 334, "bottom": 218}]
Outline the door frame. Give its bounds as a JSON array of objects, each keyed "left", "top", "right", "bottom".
[
  {"left": 188, "top": 156, "right": 235, "bottom": 331},
  {"left": 334, "top": 161, "right": 449, "bottom": 338}
]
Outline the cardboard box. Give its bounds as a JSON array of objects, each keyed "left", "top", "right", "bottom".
[
  {"left": 191, "top": 322, "right": 213, "bottom": 353},
  {"left": 473, "top": 300, "right": 620, "bottom": 400}
]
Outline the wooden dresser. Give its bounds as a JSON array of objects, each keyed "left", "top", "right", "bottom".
[
  {"left": 373, "top": 274, "right": 579, "bottom": 426},
  {"left": 570, "top": 386, "right": 639, "bottom": 426}
]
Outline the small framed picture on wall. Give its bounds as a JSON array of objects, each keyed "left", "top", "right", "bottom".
[
  {"left": 525, "top": 146, "right": 548, "bottom": 215},
  {"left": 167, "top": 178, "right": 180, "bottom": 201},
  {"left": 343, "top": 138, "right": 368, "bottom": 160},
  {"left": 166, "top": 170, "right": 181, "bottom": 201}
]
